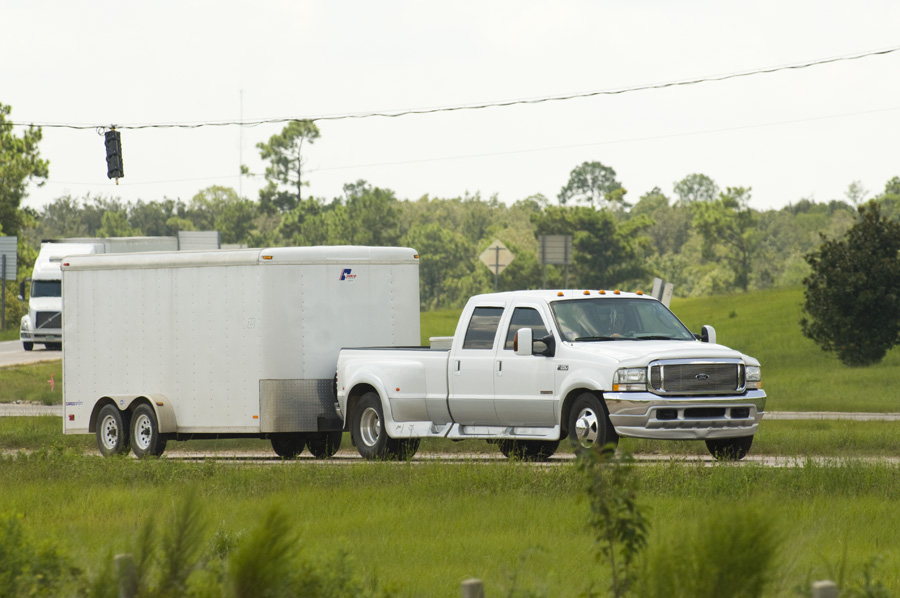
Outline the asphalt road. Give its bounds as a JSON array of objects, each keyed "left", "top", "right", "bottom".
[{"left": 0, "top": 339, "right": 62, "bottom": 368}]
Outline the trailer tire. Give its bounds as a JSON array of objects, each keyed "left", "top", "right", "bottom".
[
  {"left": 352, "top": 391, "right": 406, "bottom": 460},
  {"left": 306, "top": 431, "right": 342, "bottom": 459},
  {"left": 498, "top": 439, "right": 559, "bottom": 461},
  {"left": 97, "top": 404, "right": 130, "bottom": 457},
  {"left": 271, "top": 435, "right": 306, "bottom": 459},
  {"left": 131, "top": 404, "right": 167, "bottom": 458},
  {"left": 567, "top": 392, "right": 618, "bottom": 453},
  {"left": 22, "top": 342, "right": 33, "bottom": 352},
  {"left": 706, "top": 435, "right": 753, "bottom": 461}
]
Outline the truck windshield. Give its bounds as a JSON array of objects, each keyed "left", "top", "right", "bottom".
[
  {"left": 31, "top": 280, "right": 61, "bottom": 298},
  {"left": 550, "top": 298, "right": 695, "bottom": 342}
]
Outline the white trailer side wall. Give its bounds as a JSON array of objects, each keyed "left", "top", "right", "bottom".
[{"left": 63, "top": 246, "right": 419, "bottom": 437}]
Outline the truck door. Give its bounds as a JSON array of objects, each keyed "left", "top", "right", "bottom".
[
  {"left": 493, "top": 306, "right": 556, "bottom": 426},
  {"left": 447, "top": 306, "right": 503, "bottom": 425}
]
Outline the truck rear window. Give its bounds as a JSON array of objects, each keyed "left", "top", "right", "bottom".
[{"left": 462, "top": 307, "right": 504, "bottom": 350}]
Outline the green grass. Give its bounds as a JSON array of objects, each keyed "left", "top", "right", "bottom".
[
  {"left": 0, "top": 360, "right": 62, "bottom": 404},
  {"left": 1, "top": 452, "right": 899, "bottom": 598}
]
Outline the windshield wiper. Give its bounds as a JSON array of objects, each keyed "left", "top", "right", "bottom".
[
  {"left": 574, "top": 336, "right": 620, "bottom": 342},
  {"left": 634, "top": 335, "right": 688, "bottom": 341}
]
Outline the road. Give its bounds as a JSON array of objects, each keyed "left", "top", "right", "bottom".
[{"left": 0, "top": 339, "right": 61, "bottom": 368}]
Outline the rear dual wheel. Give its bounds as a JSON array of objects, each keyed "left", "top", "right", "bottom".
[
  {"left": 352, "top": 392, "right": 419, "bottom": 460},
  {"left": 497, "top": 439, "right": 559, "bottom": 462}
]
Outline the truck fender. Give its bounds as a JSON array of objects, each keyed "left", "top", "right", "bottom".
[
  {"left": 557, "top": 375, "right": 607, "bottom": 429},
  {"left": 91, "top": 394, "right": 178, "bottom": 434},
  {"left": 341, "top": 368, "right": 399, "bottom": 430}
]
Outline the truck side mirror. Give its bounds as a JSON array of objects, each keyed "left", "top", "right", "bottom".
[
  {"left": 539, "top": 333, "right": 556, "bottom": 357},
  {"left": 18, "top": 279, "right": 29, "bottom": 302},
  {"left": 700, "top": 325, "right": 716, "bottom": 344},
  {"left": 514, "top": 328, "right": 533, "bottom": 356}
]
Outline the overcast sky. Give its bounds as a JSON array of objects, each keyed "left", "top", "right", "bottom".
[{"left": 5, "top": 1, "right": 899, "bottom": 214}]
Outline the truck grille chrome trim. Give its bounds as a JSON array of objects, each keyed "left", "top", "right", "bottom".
[
  {"left": 36, "top": 311, "right": 62, "bottom": 329},
  {"left": 648, "top": 359, "right": 746, "bottom": 396}
]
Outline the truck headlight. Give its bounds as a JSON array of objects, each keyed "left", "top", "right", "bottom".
[
  {"left": 613, "top": 368, "right": 647, "bottom": 392},
  {"left": 746, "top": 365, "right": 762, "bottom": 390}
]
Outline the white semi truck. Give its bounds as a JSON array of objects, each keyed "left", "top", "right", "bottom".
[
  {"left": 61, "top": 246, "right": 420, "bottom": 459},
  {"left": 21, "top": 237, "right": 180, "bottom": 351},
  {"left": 336, "top": 289, "right": 766, "bottom": 461}
]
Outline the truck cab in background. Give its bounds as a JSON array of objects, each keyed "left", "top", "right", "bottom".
[{"left": 20, "top": 242, "right": 103, "bottom": 351}]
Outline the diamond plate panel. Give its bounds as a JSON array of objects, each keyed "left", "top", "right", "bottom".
[{"left": 258, "top": 379, "right": 341, "bottom": 433}]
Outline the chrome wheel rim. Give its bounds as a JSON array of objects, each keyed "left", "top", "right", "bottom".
[
  {"left": 360, "top": 407, "right": 381, "bottom": 447},
  {"left": 574, "top": 407, "right": 600, "bottom": 447}
]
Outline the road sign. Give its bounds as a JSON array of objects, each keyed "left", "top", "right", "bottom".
[
  {"left": 0, "top": 237, "right": 16, "bottom": 281},
  {"left": 479, "top": 240, "right": 515, "bottom": 275},
  {"left": 538, "top": 235, "right": 573, "bottom": 265}
]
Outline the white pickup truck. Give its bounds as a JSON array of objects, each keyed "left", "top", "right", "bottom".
[{"left": 336, "top": 289, "right": 766, "bottom": 461}]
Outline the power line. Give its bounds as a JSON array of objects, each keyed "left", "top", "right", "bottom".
[{"left": 12, "top": 45, "right": 900, "bottom": 131}]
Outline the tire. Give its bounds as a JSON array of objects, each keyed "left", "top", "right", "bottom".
[
  {"left": 271, "top": 434, "right": 306, "bottom": 459},
  {"left": 306, "top": 431, "right": 343, "bottom": 459},
  {"left": 706, "top": 435, "right": 753, "bottom": 461},
  {"left": 567, "top": 392, "right": 618, "bottom": 453},
  {"left": 130, "top": 404, "right": 167, "bottom": 458},
  {"left": 498, "top": 439, "right": 559, "bottom": 462},
  {"left": 351, "top": 391, "right": 407, "bottom": 460},
  {"left": 96, "top": 404, "right": 130, "bottom": 457},
  {"left": 47, "top": 343, "right": 62, "bottom": 351},
  {"left": 22, "top": 342, "right": 33, "bottom": 352}
]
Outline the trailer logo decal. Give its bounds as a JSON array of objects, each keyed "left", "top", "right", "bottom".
[{"left": 339, "top": 268, "right": 357, "bottom": 282}]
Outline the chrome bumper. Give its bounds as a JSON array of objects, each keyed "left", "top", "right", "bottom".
[{"left": 604, "top": 390, "right": 766, "bottom": 440}]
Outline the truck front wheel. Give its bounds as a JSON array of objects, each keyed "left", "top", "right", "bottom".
[
  {"left": 352, "top": 392, "right": 409, "bottom": 460},
  {"left": 22, "top": 342, "right": 33, "bottom": 352},
  {"left": 568, "top": 392, "right": 618, "bottom": 452},
  {"left": 706, "top": 435, "right": 753, "bottom": 461},
  {"left": 131, "top": 404, "right": 167, "bottom": 458},
  {"left": 96, "top": 404, "right": 130, "bottom": 457}
]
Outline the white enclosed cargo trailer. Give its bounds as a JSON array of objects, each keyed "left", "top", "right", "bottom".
[{"left": 61, "top": 246, "right": 420, "bottom": 459}]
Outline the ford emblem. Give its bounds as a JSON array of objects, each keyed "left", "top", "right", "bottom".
[{"left": 695, "top": 373, "right": 710, "bottom": 381}]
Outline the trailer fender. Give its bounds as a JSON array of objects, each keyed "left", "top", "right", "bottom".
[{"left": 92, "top": 395, "right": 178, "bottom": 434}]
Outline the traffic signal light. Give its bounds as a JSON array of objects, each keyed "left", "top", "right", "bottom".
[{"left": 105, "top": 129, "right": 124, "bottom": 180}]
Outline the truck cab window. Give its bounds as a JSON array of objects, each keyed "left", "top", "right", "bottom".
[
  {"left": 504, "top": 307, "right": 549, "bottom": 352},
  {"left": 32, "top": 280, "right": 62, "bottom": 298},
  {"left": 462, "top": 307, "right": 504, "bottom": 350}
]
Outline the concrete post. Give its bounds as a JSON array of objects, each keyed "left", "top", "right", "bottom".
[
  {"left": 812, "top": 580, "right": 838, "bottom": 598},
  {"left": 461, "top": 578, "right": 485, "bottom": 598},
  {"left": 115, "top": 554, "right": 137, "bottom": 598}
]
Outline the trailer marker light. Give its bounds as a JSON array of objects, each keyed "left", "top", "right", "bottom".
[
  {"left": 68, "top": 414, "right": 74, "bottom": 421},
  {"left": 156, "top": 401, "right": 164, "bottom": 406},
  {"left": 253, "top": 415, "right": 259, "bottom": 419},
  {"left": 262, "top": 255, "right": 273, "bottom": 260},
  {"left": 396, "top": 387, "right": 400, "bottom": 392}
]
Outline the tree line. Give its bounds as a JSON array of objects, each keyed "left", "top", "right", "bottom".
[{"left": 4, "top": 103, "right": 900, "bottom": 313}]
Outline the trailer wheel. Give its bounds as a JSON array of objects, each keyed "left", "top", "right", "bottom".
[
  {"left": 706, "top": 435, "right": 753, "bottom": 461},
  {"left": 567, "top": 392, "right": 618, "bottom": 453},
  {"left": 498, "top": 439, "right": 559, "bottom": 461},
  {"left": 96, "top": 404, "right": 130, "bottom": 457},
  {"left": 352, "top": 391, "right": 408, "bottom": 460},
  {"left": 306, "top": 431, "right": 342, "bottom": 459},
  {"left": 22, "top": 342, "right": 33, "bottom": 352},
  {"left": 271, "top": 435, "right": 306, "bottom": 459},
  {"left": 131, "top": 404, "right": 167, "bottom": 459}
]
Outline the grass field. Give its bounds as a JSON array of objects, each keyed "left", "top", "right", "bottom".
[
  {"left": 3, "top": 287, "right": 900, "bottom": 596},
  {"left": 2, "top": 451, "right": 900, "bottom": 597}
]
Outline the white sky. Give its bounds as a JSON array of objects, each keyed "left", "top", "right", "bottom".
[{"left": 4, "top": 0, "right": 900, "bottom": 214}]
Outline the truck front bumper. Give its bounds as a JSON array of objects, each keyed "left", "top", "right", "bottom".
[{"left": 604, "top": 389, "right": 766, "bottom": 440}]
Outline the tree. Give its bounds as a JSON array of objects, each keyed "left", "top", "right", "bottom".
[
  {"left": 673, "top": 173, "right": 718, "bottom": 205},
  {"left": 252, "top": 120, "right": 320, "bottom": 213},
  {"left": 558, "top": 161, "right": 625, "bottom": 209},
  {"left": 692, "top": 186, "right": 760, "bottom": 292},
  {"left": 0, "top": 103, "right": 48, "bottom": 235},
  {"left": 801, "top": 202, "right": 900, "bottom": 367}
]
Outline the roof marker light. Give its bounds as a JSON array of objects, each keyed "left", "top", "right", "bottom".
[
  {"left": 583, "top": 290, "right": 591, "bottom": 295},
  {"left": 636, "top": 290, "right": 644, "bottom": 295},
  {"left": 557, "top": 291, "right": 564, "bottom": 297},
  {"left": 614, "top": 290, "right": 621, "bottom": 295},
  {"left": 599, "top": 290, "right": 606, "bottom": 295}
]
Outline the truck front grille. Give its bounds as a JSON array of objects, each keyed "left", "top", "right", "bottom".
[
  {"left": 36, "top": 311, "right": 62, "bottom": 329},
  {"left": 649, "top": 361, "right": 745, "bottom": 395}
]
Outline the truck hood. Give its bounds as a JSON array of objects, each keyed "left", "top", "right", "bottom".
[
  {"left": 563, "top": 339, "right": 758, "bottom": 366},
  {"left": 29, "top": 296, "right": 62, "bottom": 313}
]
